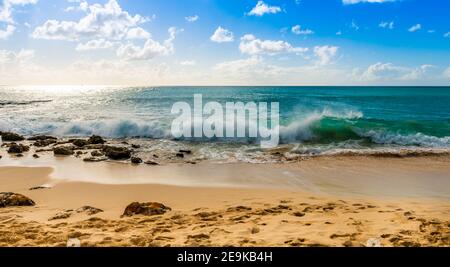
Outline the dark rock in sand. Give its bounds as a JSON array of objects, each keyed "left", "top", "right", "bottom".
[
  {"left": 76, "top": 206, "right": 103, "bottom": 215},
  {"left": 53, "top": 146, "right": 74, "bottom": 156},
  {"left": 33, "top": 139, "right": 57, "bottom": 147},
  {"left": 131, "top": 157, "right": 143, "bottom": 164},
  {"left": 88, "top": 135, "right": 106, "bottom": 145},
  {"left": 179, "top": 149, "right": 192, "bottom": 154},
  {"left": 0, "top": 192, "right": 35, "bottom": 207},
  {"left": 29, "top": 185, "right": 50, "bottom": 191},
  {"left": 176, "top": 153, "right": 185, "bottom": 158},
  {"left": 83, "top": 157, "right": 107, "bottom": 162},
  {"left": 72, "top": 139, "right": 89, "bottom": 148},
  {"left": 102, "top": 146, "right": 131, "bottom": 160},
  {"left": 7, "top": 143, "right": 29, "bottom": 154},
  {"left": 122, "top": 202, "right": 171, "bottom": 217},
  {"left": 91, "top": 150, "right": 104, "bottom": 157},
  {"left": 144, "top": 160, "right": 159, "bottom": 166},
  {"left": 28, "top": 135, "right": 57, "bottom": 141},
  {"left": 0, "top": 132, "right": 25, "bottom": 142},
  {"left": 131, "top": 144, "right": 141, "bottom": 149}
]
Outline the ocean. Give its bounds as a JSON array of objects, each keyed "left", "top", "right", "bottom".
[{"left": 1, "top": 86, "right": 449, "bottom": 162}]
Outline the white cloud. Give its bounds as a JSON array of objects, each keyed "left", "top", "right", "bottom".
[
  {"left": 239, "top": 34, "right": 308, "bottom": 56},
  {"left": 32, "top": 0, "right": 148, "bottom": 41},
  {"left": 408, "top": 24, "right": 421, "bottom": 32},
  {"left": 444, "top": 32, "right": 450, "bottom": 38},
  {"left": 444, "top": 68, "right": 450, "bottom": 79},
  {"left": 336, "top": 31, "right": 342, "bottom": 35},
  {"left": 76, "top": 39, "right": 115, "bottom": 51},
  {"left": 291, "top": 25, "right": 314, "bottom": 35},
  {"left": 0, "top": 49, "right": 34, "bottom": 64},
  {"left": 0, "top": 0, "right": 38, "bottom": 39},
  {"left": 343, "top": 0, "right": 396, "bottom": 4},
  {"left": 314, "top": 46, "right": 339, "bottom": 66},
  {"left": 185, "top": 15, "right": 199, "bottom": 22},
  {"left": 180, "top": 60, "right": 196, "bottom": 66},
  {"left": 210, "top": 26, "right": 234, "bottom": 43},
  {"left": 379, "top": 21, "right": 394, "bottom": 29},
  {"left": 355, "top": 62, "right": 434, "bottom": 81},
  {"left": 126, "top": 27, "right": 151, "bottom": 40},
  {"left": 116, "top": 27, "right": 180, "bottom": 60},
  {"left": 248, "top": 1, "right": 281, "bottom": 16}
]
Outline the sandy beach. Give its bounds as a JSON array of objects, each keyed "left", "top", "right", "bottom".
[{"left": 1, "top": 150, "right": 449, "bottom": 247}]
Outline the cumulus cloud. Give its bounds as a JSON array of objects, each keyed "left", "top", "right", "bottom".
[
  {"left": 116, "top": 27, "right": 180, "bottom": 60},
  {"left": 408, "top": 24, "right": 421, "bottom": 32},
  {"left": 379, "top": 21, "right": 394, "bottom": 29},
  {"left": 343, "top": 0, "right": 396, "bottom": 4},
  {"left": 210, "top": 26, "right": 234, "bottom": 43},
  {"left": 248, "top": 1, "right": 281, "bottom": 16},
  {"left": 355, "top": 62, "right": 434, "bottom": 81},
  {"left": 444, "top": 32, "right": 450, "bottom": 38},
  {"left": 32, "top": 0, "right": 148, "bottom": 41},
  {"left": 239, "top": 34, "right": 308, "bottom": 56},
  {"left": 126, "top": 27, "right": 151, "bottom": 40},
  {"left": 185, "top": 15, "right": 199, "bottom": 22},
  {"left": 314, "top": 46, "right": 339, "bottom": 66},
  {"left": 291, "top": 25, "right": 314, "bottom": 35},
  {"left": 0, "top": 0, "right": 38, "bottom": 39},
  {"left": 76, "top": 39, "right": 115, "bottom": 51}
]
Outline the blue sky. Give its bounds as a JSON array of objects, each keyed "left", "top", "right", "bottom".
[{"left": 0, "top": 0, "right": 449, "bottom": 85}]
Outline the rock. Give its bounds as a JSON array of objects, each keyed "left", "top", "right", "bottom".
[
  {"left": 91, "top": 150, "right": 103, "bottom": 157},
  {"left": 28, "top": 135, "right": 57, "bottom": 141},
  {"left": 131, "top": 157, "right": 143, "bottom": 164},
  {"left": 179, "top": 149, "right": 192, "bottom": 154},
  {"left": 144, "top": 160, "right": 159, "bottom": 166},
  {"left": 53, "top": 146, "right": 74, "bottom": 156},
  {"left": 49, "top": 210, "right": 73, "bottom": 221},
  {"left": 72, "top": 139, "right": 89, "bottom": 148},
  {"left": 33, "top": 139, "right": 56, "bottom": 147},
  {"left": 0, "top": 132, "right": 25, "bottom": 141},
  {"left": 131, "top": 144, "right": 141, "bottom": 149},
  {"left": 7, "top": 143, "right": 29, "bottom": 154},
  {"left": 176, "top": 153, "right": 185, "bottom": 158},
  {"left": 102, "top": 146, "right": 131, "bottom": 160},
  {"left": 122, "top": 202, "right": 171, "bottom": 217},
  {"left": 83, "top": 157, "right": 107, "bottom": 162},
  {"left": 76, "top": 206, "right": 103, "bottom": 215},
  {"left": 29, "top": 185, "right": 51, "bottom": 191},
  {"left": 88, "top": 135, "right": 106, "bottom": 145},
  {"left": 0, "top": 192, "right": 35, "bottom": 207}
]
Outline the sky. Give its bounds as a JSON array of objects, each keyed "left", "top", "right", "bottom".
[{"left": 0, "top": 0, "right": 449, "bottom": 85}]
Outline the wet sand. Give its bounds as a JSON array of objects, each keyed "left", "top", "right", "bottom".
[{"left": 0, "top": 155, "right": 449, "bottom": 247}]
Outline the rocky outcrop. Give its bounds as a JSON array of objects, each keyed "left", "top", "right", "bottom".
[
  {"left": 102, "top": 146, "right": 131, "bottom": 160},
  {"left": 7, "top": 143, "right": 30, "bottom": 154},
  {"left": 0, "top": 132, "right": 25, "bottom": 142},
  {"left": 53, "top": 146, "right": 75, "bottom": 156},
  {"left": 122, "top": 202, "right": 171, "bottom": 217},
  {"left": 88, "top": 135, "right": 106, "bottom": 145},
  {"left": 0, "top": 192, "right": 35, "bottom": 207}
]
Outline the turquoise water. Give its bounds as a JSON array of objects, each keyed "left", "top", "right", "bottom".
[{"left": 0, "top": 86, "right": 449, "bottom": 150}]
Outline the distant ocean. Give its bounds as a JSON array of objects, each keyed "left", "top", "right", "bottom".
[{"left": 1, "top": 86, "right": 449, "bottom": 161}]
